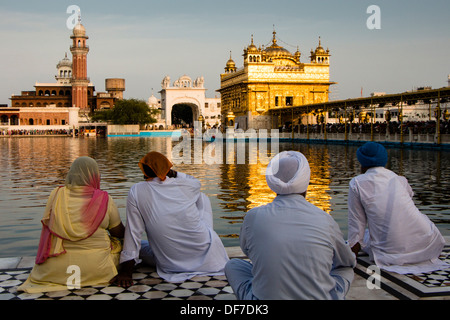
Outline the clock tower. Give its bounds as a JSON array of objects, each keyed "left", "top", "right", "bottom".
[{"left": 70, "top": 16, "right": 90, "bottom": 112}]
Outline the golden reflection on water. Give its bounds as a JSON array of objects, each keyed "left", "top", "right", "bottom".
[
  {"left": 219, "top": 145, "right": 333, "bottom": 216},
  {"left": 212, "top": 143, "right": 334, "bottom": 242},
  {"left": 306, "top": 147, "right": 332, "bottom": 214},
  {"left": 1, "top": 136, "right": 449, "bottom": 257}
]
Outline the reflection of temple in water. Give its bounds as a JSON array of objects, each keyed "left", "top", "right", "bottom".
[
  {"left": 303, "top": 145, "right": 332, "bottom": 213},
  {"left": 217, "top": 142, "right": 336, "bottom": 223},
  {"left": 2, "top": 137, "right": 449, "bottom": 258}
]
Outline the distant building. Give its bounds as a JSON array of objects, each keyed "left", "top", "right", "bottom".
[
  {"left": 157, "top": 75, "right": 221, "bottom": 129},
  {"left": 147, "top": 93, "right": 165, "bottom": 129},
  {"left": 218, "top": 31, "right": 335, "bottom": 130},
  {"left": 1, "top": 18, "right": 124, "bottom": 128}
]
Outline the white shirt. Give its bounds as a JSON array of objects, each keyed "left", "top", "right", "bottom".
[
  {"left": 120, "top": 172, "right": 229, "bottom": 282},
  {"left": 348, "top": 167, "right": 447, "bottom": 274},
  {"left": 241, "top": 194, "right": 356, "bottom": 300}
]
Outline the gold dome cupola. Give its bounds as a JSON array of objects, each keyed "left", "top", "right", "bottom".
[
  {"left": 244, "top": 35, "right": 262, "bottom": 64},
  {"left": 264, "top": 30, "right": 293, "bottom": 58},
  {"left": 225, "top": 51, "right": 237, "bottom": 73},
  {"left": 310, "top": 37, "right": 330, "bottom": 64}
]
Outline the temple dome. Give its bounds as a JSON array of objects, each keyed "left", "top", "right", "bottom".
[
  {"left": 226, "top": 56, "right": 236, "bottom": 68},
  {"left": 247, "top": 35, "right": 258, "bottom": 53},
  {"left": 314, "top": 37, "right": 327, "bottom": 54},
  {"left": 264, "top": 31, "right": 293, "bottom": 58},
  {"left": 73, "top": 22, "right": 86, "bottom": 37},
  {"left": 264, "top": 45, "right": 293, "bottom": 57},
  {"left": 57, "top": 53, "right": 72, "bottom": 68},
  {"left": 148, "top": 94, "right": 159, "bottom": 105}
]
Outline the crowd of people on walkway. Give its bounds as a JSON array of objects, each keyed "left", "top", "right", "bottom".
[
  {"left": 286, "top": 120, "right": 450, "bottom": 135},
  {"left": 17, "top": 143, "right": 448, "bottom": 300},
  {"left": 0, "top": 129, "right": 72, "bottom": 136}
]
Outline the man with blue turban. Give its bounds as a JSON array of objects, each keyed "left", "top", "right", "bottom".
[
  {"left": 225, "top": 151, "right": 356, "bottom": 300},
  {"left": 348, "top": 142, "right": 447, "bottom": 274}
]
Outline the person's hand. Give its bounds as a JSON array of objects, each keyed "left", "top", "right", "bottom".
[
  {"left": 110, "top": 272, "right": 134, "bottom": 288},
  {"left": 167, "top": 169, "right": 177, "bottom": 178},
  {"left": 351, "top": 242, "right": 361, "bottom": 257},
  {"left": 110, "top": 259, "right": 135, "bottom": 287}
]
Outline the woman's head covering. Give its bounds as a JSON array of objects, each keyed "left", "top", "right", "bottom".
[
  {"left": 265, "top": 151, "right": 310, "bottom": 195},
  {"left": 139, "top": 151, "right": 173, "bottom": 181},
  {"left": 36, "top": 156, "right": 109, "bottom": 264},
  {"left": 356, "top": 142, "right": 388, "bottom": 168},
  {"left": 65, "top": 156, "right": 101, "bottom": 189}
]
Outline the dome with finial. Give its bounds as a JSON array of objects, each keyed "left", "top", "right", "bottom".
[
  {"left": 226, "top": 51, "right": 236, "bottom": 68},
  {"left": 264, "top": 30, "right": 293, "bottom": 58},
  {"left": 294, "top": 46, "right": 301, "bottom": 61},
  {"left": 247, "top": 35, "right": 258, "bottom": 53},
  {"left": 72, "top": 13, "right": 86, "bottom": 37},
  {"left": 314, "top": 36, "right": 325, "bottom": 54},
  {"left": 57, "top": 52, "right": 72, "bottom": 68},
  {"left": 225, "top": 51, "right": 237, "bottom": 72},
  {"left": 73, "top": 22, "right": 86, "bottom": 36},
  {"left": 148, "top": 94, "right": 159, "bottom": 106}
]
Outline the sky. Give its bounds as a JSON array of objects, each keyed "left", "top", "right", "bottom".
[{"left": 0, "top": 0, "right": 449, "bottom": 104}]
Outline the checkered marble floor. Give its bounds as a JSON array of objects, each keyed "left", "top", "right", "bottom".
[
  {"left": 0, "top": 265, "right": 236, "bottom": 300},
  {"left": 356, "top": 246, "right": 450, "bottom": 299},
  {"left": 2, "top": 244, "right": 450, "bottom": 300}
]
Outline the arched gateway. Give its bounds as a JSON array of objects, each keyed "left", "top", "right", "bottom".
[{"left": 160, "top": 75, "right": 211, "bottom": 127}]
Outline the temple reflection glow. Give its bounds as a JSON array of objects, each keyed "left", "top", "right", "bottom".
[{"left": 0, "top": 137, "right": 449, "bottom": 258}]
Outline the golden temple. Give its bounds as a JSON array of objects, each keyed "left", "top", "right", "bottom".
[{"left": 218, "top": 30, "right": 334, "bottom": 130}]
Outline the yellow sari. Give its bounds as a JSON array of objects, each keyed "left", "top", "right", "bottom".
[{"left": 18, "top": 157, "right": 122, "bottom": 293}]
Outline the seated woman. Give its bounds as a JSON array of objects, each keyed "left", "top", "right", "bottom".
[{"left": 18, "top": 156, "right": 125, "bottom": 293}]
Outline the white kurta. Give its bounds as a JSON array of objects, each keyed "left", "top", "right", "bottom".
[
  {"left": 348, "top": 167, "right": 447, "bottom": 274},
  {"left": 120, "top": 172, "right": 229, "bottom": 282},
  {"left": 238, "top": 194, "right": 356, "bottom": 300}
]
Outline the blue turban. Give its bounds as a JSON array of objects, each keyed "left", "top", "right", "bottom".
[{"left": 356, "top": 142, "right": 388, "bottom": 168}]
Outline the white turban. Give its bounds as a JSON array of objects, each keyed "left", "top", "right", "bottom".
[{"left": 265, "top": 151, "right": 310, "bottom": 195}]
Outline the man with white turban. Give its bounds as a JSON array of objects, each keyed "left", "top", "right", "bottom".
[
  {"left": 225, "top": 151, "right": 356, "bottom": 300},
  {"left": 348, "top": 142, "right": 447, "bottom": 274}
]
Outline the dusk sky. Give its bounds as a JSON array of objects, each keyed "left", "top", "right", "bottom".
[{"left": 1, "top": 0, "right": 449, "bottom": 104}]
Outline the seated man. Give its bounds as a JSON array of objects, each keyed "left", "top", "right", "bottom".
[
  {"left": 225, "top": 151, "right": 356, "bottom": 300},
  {"left": 348, "top": 142, "right": 447, "bottom": 274},
  {"left": 111, "top": 151, "right": 229, "bottom": 286}
]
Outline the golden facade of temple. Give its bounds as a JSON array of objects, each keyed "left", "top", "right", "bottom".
[{"left": 218, "top": 31, "right": 334, "bottom": 130}]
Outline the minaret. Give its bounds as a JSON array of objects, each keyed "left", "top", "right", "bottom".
[{"left": 70, "top": 14, "right": 90, "bottom": 111}]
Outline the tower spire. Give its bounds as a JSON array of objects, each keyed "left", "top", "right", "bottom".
[{"left": 70, "top": 17, "right": 89, "bottom": 111}]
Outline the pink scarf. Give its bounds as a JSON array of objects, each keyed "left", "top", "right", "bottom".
[{"left": 35, "top": 157, "right": 109, "bottom": 264}]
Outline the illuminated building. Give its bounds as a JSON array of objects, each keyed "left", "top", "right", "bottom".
[{"left": 218, "top": 30, "right": 334, "bottom": 130}]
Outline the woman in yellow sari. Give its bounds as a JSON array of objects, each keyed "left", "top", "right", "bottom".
[{"left": 18, "top": 156, "right": 125, "bottom": 293}]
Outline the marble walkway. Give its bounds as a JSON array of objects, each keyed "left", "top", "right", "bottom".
[{"left": 1, "top": 240, "right": 450, "bottom": 301}]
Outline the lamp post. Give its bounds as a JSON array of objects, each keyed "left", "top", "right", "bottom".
[{"left": 435, "top": 90, "right": 441, "bottom": 145}]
